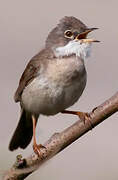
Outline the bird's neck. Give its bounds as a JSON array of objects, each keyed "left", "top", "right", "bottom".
[{"left": 54, "top": 40, "right": 92, "bottom": 60}]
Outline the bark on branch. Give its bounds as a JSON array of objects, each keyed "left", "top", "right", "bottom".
[{"left": 2, "top": 92, "right": 118, "bottom": 180}]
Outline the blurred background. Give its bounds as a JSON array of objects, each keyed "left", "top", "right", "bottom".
[{"left": 0, "top": 0, "right": 118, "bottom": 179}]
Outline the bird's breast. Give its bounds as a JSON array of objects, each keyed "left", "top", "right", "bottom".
[
  {"left": 46, "top": 56, "right": 86, "bottom": 85},
  {"left": 21, "top": 56, "right": 87, "bottom": 115}
]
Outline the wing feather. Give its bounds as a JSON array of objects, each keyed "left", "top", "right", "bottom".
[{"left": 14, "top": 54, "right": 40, "bottom": 102}]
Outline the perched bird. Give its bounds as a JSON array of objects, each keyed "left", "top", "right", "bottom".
[{"left": 9, "top": 16, "right": 99, "bottom": 155}]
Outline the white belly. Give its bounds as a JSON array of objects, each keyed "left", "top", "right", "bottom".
[{"left": 21, "top": 57, "right": 87, "bottom": 115}]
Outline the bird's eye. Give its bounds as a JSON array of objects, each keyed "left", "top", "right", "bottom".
[{"left": 64, "top": 30, "right": 73, "bottom": 38}]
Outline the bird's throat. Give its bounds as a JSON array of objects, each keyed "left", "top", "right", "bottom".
[{"left": 54, "top": 40, "right": 92, "bottom": 59}]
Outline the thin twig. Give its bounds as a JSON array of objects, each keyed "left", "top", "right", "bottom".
[{"left": 2, "top": 92, "right": 118, "bottom": 180}]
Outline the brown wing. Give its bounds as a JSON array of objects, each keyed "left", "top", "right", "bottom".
[{"left": 14, "top": 54, "right": 40, "bottom": 102}]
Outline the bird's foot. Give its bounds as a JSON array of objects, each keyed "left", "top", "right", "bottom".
[
  {"left": 75, "top": 111, "right": 90, "bottom": 123},
  {"left": 33, "top": 144, "right": 46, "bottom": 157},
  {"left": 76, "top": 111, "right": 92, "bottom": 127}
]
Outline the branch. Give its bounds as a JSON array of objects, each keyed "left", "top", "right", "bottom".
[{"left": 3, "top": 92, "right": 118, "bottom": 180}]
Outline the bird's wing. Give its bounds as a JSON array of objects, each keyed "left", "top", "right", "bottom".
[
  {"left": 14, "top": 48, "right": 54, "bottom": 102},
  {"left": 14, "top": 53, "right": 41, "bottom": 103}
]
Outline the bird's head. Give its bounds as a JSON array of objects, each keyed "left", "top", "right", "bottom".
[{"left": 46, "top": 16, "right": 99, "bottom": 59}]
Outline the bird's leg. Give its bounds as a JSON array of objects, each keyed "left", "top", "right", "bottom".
[
  {"left": 61, "top": 110, "right": 93, "bottom": 128},
  {"left": 32, "top": 115, "right": 45, "bottom": 156}
]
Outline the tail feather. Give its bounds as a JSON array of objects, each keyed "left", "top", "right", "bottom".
[{"left": 9, "top": 109, "right": 38, "bottom": 151}]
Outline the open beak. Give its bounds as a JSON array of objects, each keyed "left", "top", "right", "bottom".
[{"left": 76, "top": 28, "right": 100, "bottom": 43}]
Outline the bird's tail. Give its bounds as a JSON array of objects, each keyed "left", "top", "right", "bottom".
[{"left": 9, "top": 109, "right": 38, "bottom": 151}]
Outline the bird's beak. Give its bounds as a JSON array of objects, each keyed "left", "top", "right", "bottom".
[
  {"left": 76, "top": 28, "right": 100, "bottom": 43},
  {"left": 84, "top": 27, "right": 99, "bottom": 33},
  {"left": 80, "top": 39, "right": 100, "bottom": 43}
]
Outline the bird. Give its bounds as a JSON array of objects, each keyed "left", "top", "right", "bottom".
[{"left": 9, "top": 16, "right": 99, "bottom": 156}]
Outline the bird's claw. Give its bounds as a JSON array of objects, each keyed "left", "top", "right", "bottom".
[
  {"left": 33, "top": 144, "right": 46, "bottom": 157},
  {"left": 76, "top": 112, "right": 93, "bottom": 129}
]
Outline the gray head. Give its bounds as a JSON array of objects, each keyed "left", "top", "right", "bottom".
[{"left": 45, "top": 16, "right": 98, "bottom": 49}]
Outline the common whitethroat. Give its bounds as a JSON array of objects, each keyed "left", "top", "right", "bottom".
[{"left": 9, "top": 16, "right": 99, "bottom": 156}]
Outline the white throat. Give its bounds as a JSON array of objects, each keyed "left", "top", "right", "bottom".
[{"left": 54, "top": 40, "right": 92, "bottom": 59}]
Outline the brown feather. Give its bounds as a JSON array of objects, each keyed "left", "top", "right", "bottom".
[
  {"left": 9, "top": 109, "right": 39, "bottom": 151},
  {"left": 14, "top": 49, "right": 54, "bottom": 102}
]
